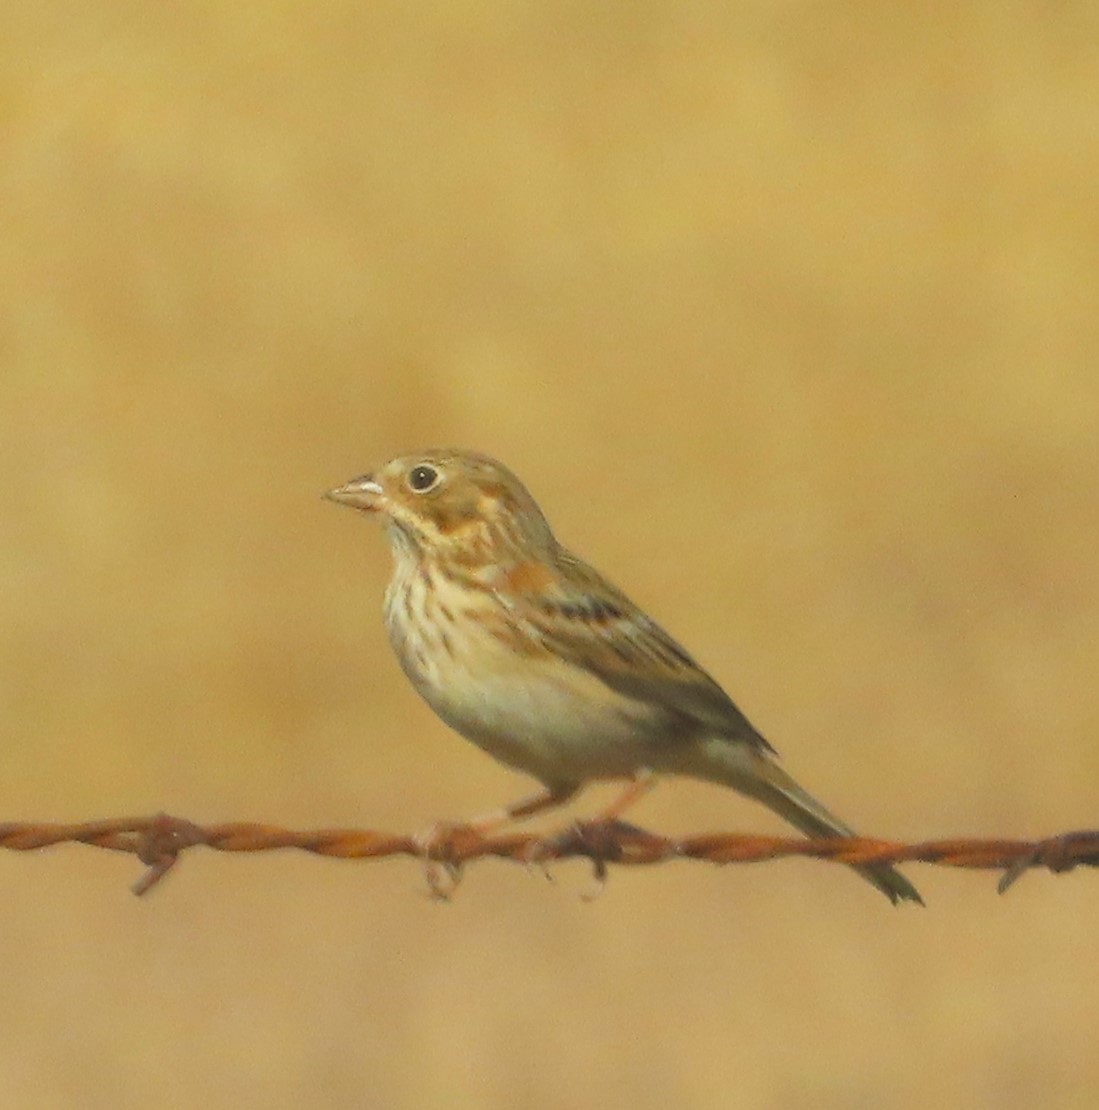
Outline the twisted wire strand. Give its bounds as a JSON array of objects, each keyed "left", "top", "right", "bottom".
[{"left": 1, "top": 814, "right": 1097, "bottom": 897}]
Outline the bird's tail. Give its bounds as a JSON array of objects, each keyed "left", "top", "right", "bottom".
[{"left": 684, "top": 739, "right": 923, "bottom": 906}]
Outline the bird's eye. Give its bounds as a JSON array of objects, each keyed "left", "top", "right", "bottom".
[{"left": 407, "top": 464, "right": 441, "bottom": 493}]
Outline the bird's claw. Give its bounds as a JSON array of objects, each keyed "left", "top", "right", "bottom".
[
  {"left": 524, "top": 817, "right": 651, "bottom": 900},
  {"left": 413, "top": 821, "right": 481, "bottom": 901}
]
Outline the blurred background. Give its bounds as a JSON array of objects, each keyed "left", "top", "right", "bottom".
[{"left": 3, "top": 3, "right": 1099, "bottom": 1107}]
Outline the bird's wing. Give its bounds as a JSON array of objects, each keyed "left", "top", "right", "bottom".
[{"left": 499, "top": 548, "right": 775, "bottom": 753}]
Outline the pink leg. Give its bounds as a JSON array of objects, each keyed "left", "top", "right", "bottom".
[
  {"left": 595, "top": 769, "right": 657, "bottom": 821},
  {"left": 469, "top": 783, "right": 580, "bottom": 834}
]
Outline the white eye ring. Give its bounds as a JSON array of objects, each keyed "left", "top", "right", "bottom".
[{"left": 407, "top": 463, "right": 441, "bottom": 493}]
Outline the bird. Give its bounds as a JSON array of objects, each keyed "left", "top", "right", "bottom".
[{"left": 326, "top": 448, "right": 922, "bottom": 905}]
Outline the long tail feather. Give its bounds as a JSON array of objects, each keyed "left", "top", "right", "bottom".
[{"left": 682, "top": 739, "right": 923, "bottom": 905}]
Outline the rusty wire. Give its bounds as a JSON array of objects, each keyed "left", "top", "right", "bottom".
[{"left": 1, "top": 814, "right": 1098, "bottom": 898}]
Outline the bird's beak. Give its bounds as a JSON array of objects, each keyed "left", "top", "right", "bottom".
[{"left": 324, "top": 475, "right": 385, "bottom": 512}]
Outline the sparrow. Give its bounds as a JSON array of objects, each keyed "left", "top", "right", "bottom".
[{"left": 326, "top": 448, "right": 922, "bottom": 904}]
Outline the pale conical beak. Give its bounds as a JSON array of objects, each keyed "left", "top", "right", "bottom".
[{"left": 324, "top": 475, "right": 384, "bottom": 512}]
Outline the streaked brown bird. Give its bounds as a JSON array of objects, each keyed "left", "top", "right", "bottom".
[{"left": 326, "top": 449, "right": 922, "bottom": 905}]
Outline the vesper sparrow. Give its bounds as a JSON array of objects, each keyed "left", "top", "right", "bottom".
[{"left": 327, "top": 449, "right": 922, "bottom": 905}]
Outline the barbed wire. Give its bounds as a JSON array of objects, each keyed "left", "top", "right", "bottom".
[{"left": 1, "top": 814, "right": 1097, "bottom": 898}]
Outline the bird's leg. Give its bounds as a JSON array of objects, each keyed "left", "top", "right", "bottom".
[
  {"left": 594, "top": 768, "right": 657, "bottom": 822},
  {"left": 415, "top": 784, "right": 578, "bottom": 899},
  {"left": 525, "top": 771, "right": 659, "bottom": 898},
  {"left": 467, "top": 783, "right": 580, "bottom": 835}
]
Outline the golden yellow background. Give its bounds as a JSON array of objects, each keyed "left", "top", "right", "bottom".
[{"left": 3, "top": 4, "right": 1098, "bottom": 1107}]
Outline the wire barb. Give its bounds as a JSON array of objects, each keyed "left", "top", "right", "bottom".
[{"left": 1, "top": 815, "right": 1097, "bottom": 898}]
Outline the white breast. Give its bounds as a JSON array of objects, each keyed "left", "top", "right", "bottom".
[{"left": 383, "top": 560, "right": 664, "bottom": 786}]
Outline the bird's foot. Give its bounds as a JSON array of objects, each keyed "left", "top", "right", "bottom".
[
  {"left": 413, "top": 820, "right": 484, "bottom": 901},
  {"left": 525, "top": 817, "right": 653, "bottom": 901}
]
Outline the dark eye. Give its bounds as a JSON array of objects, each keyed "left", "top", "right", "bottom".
[{"left": 408, "top": 464, "right": 440, "bottom": 493}]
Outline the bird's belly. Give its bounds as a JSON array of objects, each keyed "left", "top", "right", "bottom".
[{"left": 395, "top": 621, "right": 665, "bottom": 785}]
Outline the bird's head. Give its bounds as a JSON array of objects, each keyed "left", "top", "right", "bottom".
[{"left": 325, "top": 449, "right": 555, "bottom": 565}]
